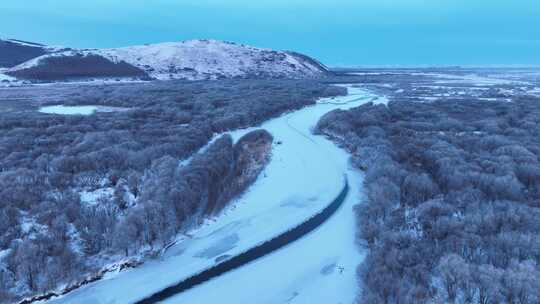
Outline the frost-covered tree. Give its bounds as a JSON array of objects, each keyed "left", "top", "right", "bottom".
[{"left": 316, "top": 95, "right": 540, "bottom": 303}]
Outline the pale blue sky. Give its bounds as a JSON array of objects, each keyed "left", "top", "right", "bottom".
[{"left": 1, "top": 0, "right": 539, "bottom": 66}]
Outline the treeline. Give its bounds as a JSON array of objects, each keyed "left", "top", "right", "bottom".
[
  {"left": 0, "top": 80, "right": 344, "bottom": 302},
  {"left": 317, "top": 97, "right": 540, "bottom": 303},
  {"left": 7, "top": 54, "right": 149, "bottom": 80}
]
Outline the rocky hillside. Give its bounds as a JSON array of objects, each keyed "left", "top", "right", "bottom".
[{"left": 5, "top": 39, "right": 330, "bottom": 82}]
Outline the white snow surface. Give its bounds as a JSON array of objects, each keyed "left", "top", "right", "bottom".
[
  {"left": 0, "top": 248, "right": 10, "bottom": 261},
  {"left": 0, "top": 72, "right": 15, "bottom": 81},
  {"left": 39, "top": 105, "right": 98, "bottom": 115},
  {"left": 0, "top": 72, "right": 20, "bottom": 86},
  {"left": 421, "top": 72, "right": 527, "bottom": 85},
  {"left": 348, "top": 71, "right": 528, "bottom": 86},
  {"left": 79, "top": 188, "right": 115, "bottom": 206},
  {"left": 11, "top": 40, "right": 328, "bottom": 81},
  {"left": 39, "top": 105, "right": 128, "bottom": 115},
  {"left": 46, "top": 85, "right": 376, "bottom": 304}
]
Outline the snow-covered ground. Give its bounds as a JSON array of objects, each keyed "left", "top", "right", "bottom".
[
  {"left": 161, "top": 160, "right": 365, "bottom": 304},
  {"left": 349, "top": 71, "right": 529, "bottom": 86},
  {"left": 0, "top": 72, "right": 14, "bottom": 81},
  {"left": 96, "top": 40, "right": 327, "bottom": 80},
  {"left": 46, "top": 86, "right": 381, "bottom": 304},
  {"left": 428, "top": 73, "right": 526, "bottom": 85},
  {"left": 0, "top": 72, "right": 18, "bottom": 86}
]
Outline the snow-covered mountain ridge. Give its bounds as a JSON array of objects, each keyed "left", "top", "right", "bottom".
[{"left": 4, "top": 39, "right": 330, "bottom": 82}]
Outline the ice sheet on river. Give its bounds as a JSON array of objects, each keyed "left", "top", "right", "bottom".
[{"left": 47, "top": 85, "right": 379, "bottom": 304}]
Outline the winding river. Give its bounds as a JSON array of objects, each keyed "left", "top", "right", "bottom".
[{"left": 47, "top": 85, "right": 387, "bottom": 304}]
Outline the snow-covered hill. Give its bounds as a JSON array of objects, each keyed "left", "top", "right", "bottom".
[
  {"left": 6, "top": 39, "right": 329, "bottom": 82},
  {"left": 0, "top": 38, "right": 64, "bottom": 68}
]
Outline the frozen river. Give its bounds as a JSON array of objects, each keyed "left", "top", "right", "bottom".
[{"left": 47, "top": 85, "right": 387, "bottom": 304}]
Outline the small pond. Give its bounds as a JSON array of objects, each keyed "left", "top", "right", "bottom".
[{"left": 39, "top": 105, "right": 127, "bottom": 115}]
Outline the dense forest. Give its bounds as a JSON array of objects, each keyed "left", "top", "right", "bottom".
[
  {"left": 7, "top": 54, "right": 149, "bottom": 80},
  {"left": 0, "top": 80, "right": 345, "bottom": 303},
  {"left": 317, "top": 96, "right": 540, "bottom": 303}
]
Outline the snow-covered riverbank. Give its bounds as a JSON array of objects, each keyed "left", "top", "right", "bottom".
[{"left": 46, "top": 85, "right": 386, "bottom": 304}]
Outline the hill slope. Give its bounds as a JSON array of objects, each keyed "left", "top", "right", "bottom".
[
  {"left": 6, "top": 39, "right": 329, "bottom": 82},
  {"left": 0, "top": 38, "right": 62, "bottom": 68}
]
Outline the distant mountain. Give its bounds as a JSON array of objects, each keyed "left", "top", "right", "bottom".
[
  {"left": 4, "top": 39, "right": 330, "bottom": 82},
  {"left": 0, "top": 38, "right": 65, "bottom": 68}
]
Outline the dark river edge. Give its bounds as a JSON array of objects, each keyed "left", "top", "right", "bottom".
[{"left": 136, "top": 176, "right": 350, "bottom": 304}]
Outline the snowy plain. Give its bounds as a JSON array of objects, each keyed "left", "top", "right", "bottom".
[
  {"left": 349, "top": 71, "right": 528, "bottom": 86},
  {"left": 45, "top": 85, "right": 385, "bottom": 304}
]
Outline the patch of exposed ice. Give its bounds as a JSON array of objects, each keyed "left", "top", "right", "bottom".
[
  {"left": 39, "top": 105, "right": 128, "bottom": 115},
  {"left": 39, "top": 105, "right": 98, "bottom": 115}
]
